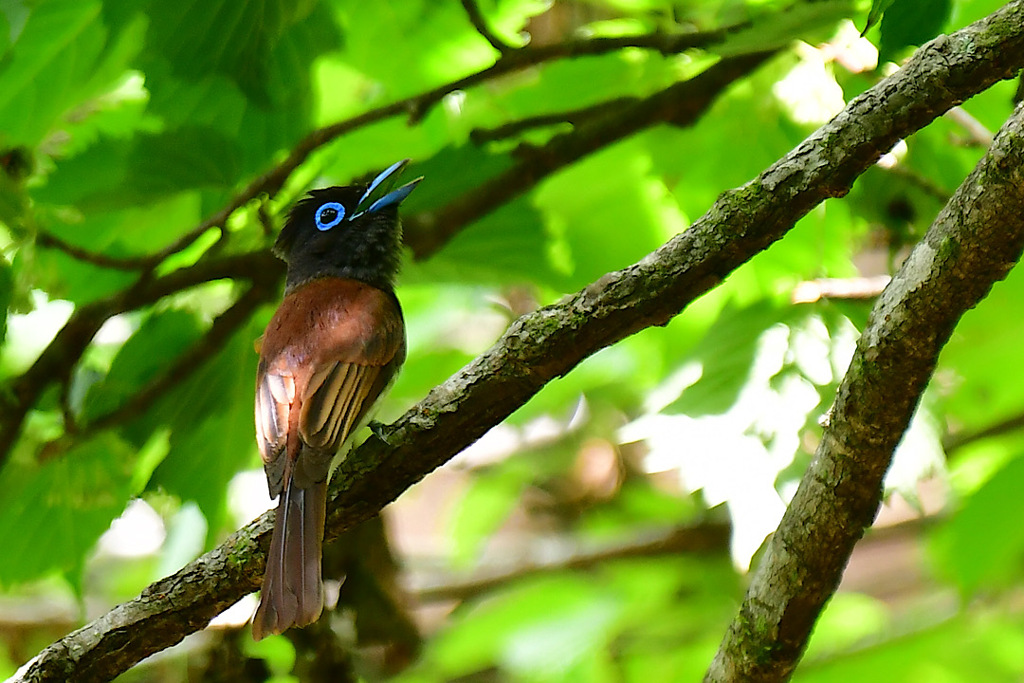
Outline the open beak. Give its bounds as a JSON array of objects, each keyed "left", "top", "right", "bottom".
[{"left": 354, "top": 159, "right": 423, "bottom": 217}]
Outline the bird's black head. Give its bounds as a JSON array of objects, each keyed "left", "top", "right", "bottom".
[{"left": 274, "top": 160, "right": 421, "bottom": 293}]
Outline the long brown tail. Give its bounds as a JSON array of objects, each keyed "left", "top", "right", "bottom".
[{"left": 251, "top": 479, "right": 327, "bottom": 640}]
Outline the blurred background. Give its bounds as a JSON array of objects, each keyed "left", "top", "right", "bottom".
[{"left": 1, "top": 0, "right": 1023, "bottom": 680}]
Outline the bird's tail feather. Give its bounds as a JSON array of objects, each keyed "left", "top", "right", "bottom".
[{"left": 251, "top": 479, "right": 327, "bottom": 640}]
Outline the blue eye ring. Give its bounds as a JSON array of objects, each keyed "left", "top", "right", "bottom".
[{"left": 314, "top": 202, "right": 346, "bottom": 231}]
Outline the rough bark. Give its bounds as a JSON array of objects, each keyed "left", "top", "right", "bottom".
[
  {"left": 705, "top": 98, "right": 1024, "bottom": 683},
  {"left": 12, "top": 2, "right": 1024, "bottom": 681}
]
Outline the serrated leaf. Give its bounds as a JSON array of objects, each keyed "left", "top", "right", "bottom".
[{"left": 0, "top": 434, "right": 136, "bottom": 584}]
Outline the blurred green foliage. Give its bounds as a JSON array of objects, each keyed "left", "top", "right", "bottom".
[{"left": 1, "top": 0, "right": 1024, "bottom": 680}]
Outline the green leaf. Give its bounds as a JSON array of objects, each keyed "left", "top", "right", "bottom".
[
  {"left": 942, "top": 264, "right": 1024, "bottom": 431},
  {"left": 0, "top": 434, "right": 136, "bottom": 583},
  {"left": 665, "top": 302, "right": 788, "bottom": 416},
  {"left": 716, "top": 0, "right": 855, "bottom": 57},
  {"left": 82, "top": 308, "right": 204, "bottom": 426},
  {"left": 337, "top": 0, "right": 493, "bottom": 98},
  {"left": 534, "top": 139, "right": 675, "bottom": 291},
  {"left": 143, "top": 2, "right": 336, "bottom": 175},
  {"left": 862, "top": 0, "right": 896, "bottom": 34},
  {"left": 403, "top": 145, "right": 514, "bottom": 214},
  {"left": 142, "top": 0, "right": 317, "bottom": 103},
  {"left": 431, "top": 574, "right": 623, "bottom": 679},
  {"left": 28, "top": 246, "right": 136, "bottom": 305},
  {"left": 878, "top": 0, "right": 952, "bottom": 62},
  {"left": 932, "top": 453, "right": 1024, "bottom": 593},
  {"left": 36, "top": 128, "right": 241, "bottom": 212},
  {"left": 0, "top": 0, "right": 145, "bottom": 147},
  {"left": 146, "top": 319, "right": 262, "bottom": 527},
  {"left": 448, "top": 460, "right": 532, "bottom": 566},
  {"left": 0, "top": 0, "right": 102, "bottom": 144}
]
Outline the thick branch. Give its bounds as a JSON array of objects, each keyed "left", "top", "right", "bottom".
[
  {"left": 705, "top": 95, "right": 1024, "bottom": 683},
  {"left": 12, "top": 3, "right": 1024, "bottom": 681}
]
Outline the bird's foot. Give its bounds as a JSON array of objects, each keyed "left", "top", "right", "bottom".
[{"left": 368, "top": 421, "right": 391, "bottom": 445}]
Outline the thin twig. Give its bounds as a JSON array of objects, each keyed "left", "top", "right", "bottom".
[
  {"left": 35, "top": 232, "right": 155, "bottom": 271},
  {"left": 0, "top": 37, "right": 757, "bottom": 469},
  {"left": 469, "top": 96, "right": 640, "bottom": 144},
  {"left": 885, "top": 164, "right": 953, "bottom": 203},
  {"left": 791, "top": 276, "right": 892, "bottom": 303},
  {"left": 0, "top": 251, "right": 283, "bottom": 466},
  {"left": 407, "top": 51, "right": 774, "bottom": 258},
  {"left": 412, "top": 524, "right": 730, "bottom": 602},
  {"left": 460, "top": 0, "right": 516, "bottom": 53},
  {"left": 944, "top": 410, "right": 1024, "bottom": 453},
  {"left": 944, "top": 105, "right": 995, "bottom": 146}
]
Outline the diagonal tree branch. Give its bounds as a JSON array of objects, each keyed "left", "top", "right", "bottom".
[
  {"left": 11, "top": 4, "right": 1024, "bottom": 681},
  {"left": 704, "top": 92, "right": 1024, "bottom": 683},
  {"left": 406, "top": 51, "right": 774, "bottom": 258}
]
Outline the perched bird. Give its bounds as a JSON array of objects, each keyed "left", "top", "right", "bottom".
[{"left": 252, "top": 160, "right": 420, "bottom": 640}]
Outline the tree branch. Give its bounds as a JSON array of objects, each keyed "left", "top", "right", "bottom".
[
  {"left": 944, "top": 410, "right": 1024, "bottom": 453},
  {"left": 468, "top": 96, "right": 641, "bottom": 144},
  {"left": 12, "top": 4, "right": 1024, "bottom": 681},
  {"left": 705, "top": 87, "right": 1024, "bottom": 683},
  {"left": 405, "top": 51, "right": 775, "bottom": 259},
  {"left": 35, "top": 232, "right": 155, "bottom": 271},
  {"left": 412, "top": 523, "right": 730, "bottom": 603}
]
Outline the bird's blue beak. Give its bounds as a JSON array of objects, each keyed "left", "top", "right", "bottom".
[{"left": 353, "top": 159, "right": 422, "bottom": 217}]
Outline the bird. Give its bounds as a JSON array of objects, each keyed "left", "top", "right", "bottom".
[{"left": 251, "top": 160, "right": 420, "bottom": 640}]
